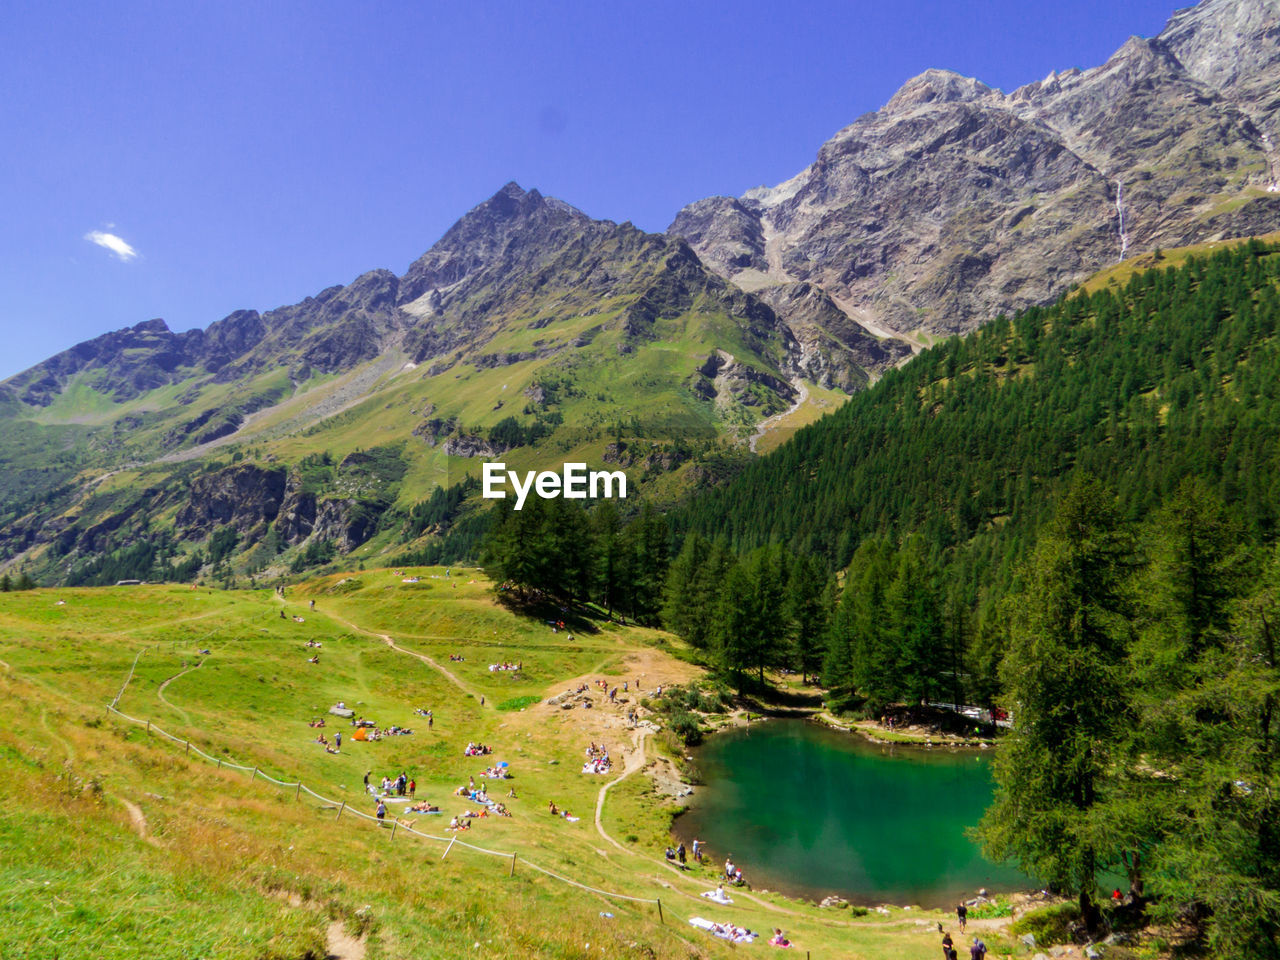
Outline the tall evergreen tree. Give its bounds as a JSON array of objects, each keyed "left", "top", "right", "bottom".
[
  {"left": 786, "top": 552, "right": 831, "bottom": 683},
  {"left": 978, "top": 478, "right": 1134, "bottom": 931},
  {"left": 712, "top": 546, "right": 788, "bottom": 689},
  {"left": 1133, "top": 486, "right": 1280, "bottom": 954}
]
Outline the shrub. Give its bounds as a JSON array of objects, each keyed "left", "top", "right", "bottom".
[
  {"left": 1010, "top": 903, "right": 1079, "bottom": 946},
  {"left": 667, "top": 709, "right": 703, "bottom": 745},
  {"left": 969, "top": 899, "right": 1013, "bottom": 919}
]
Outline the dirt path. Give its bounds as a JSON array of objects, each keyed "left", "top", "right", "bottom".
[
  {"left": 584, "top": 719, "right": 815, "bottom": 921},
  {"left": 119, "top": 798, "right": 157, "bottom": 845},
  {"left": 594, "top": 728, "right": 649, "bottom": 852},
  {"left": 322, "top": 610, "right": 491, "bottom": 708},
  {"left": 325, "top": 920, "right": 366, "bottom": 960},
  {"left": 156, "top": 661, "right": 202, "bottom": 723}
]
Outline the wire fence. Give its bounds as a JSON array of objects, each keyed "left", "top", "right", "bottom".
[{"left": 106, "top": 647, "right": 667, "bottom": 919}]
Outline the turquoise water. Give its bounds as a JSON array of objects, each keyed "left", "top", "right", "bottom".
[{"left": 675, "top": 720, "right": 1029, "bottom": 907}]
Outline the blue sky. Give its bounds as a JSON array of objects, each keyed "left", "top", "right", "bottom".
[{"left": 1, "top": 0, "right": 1179, "bottom": 379}]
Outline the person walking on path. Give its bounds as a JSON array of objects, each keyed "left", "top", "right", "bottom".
[
  {"left": 376, "top": 799, "right": 386, "bottom": 821},
  {"left": 957, "top": 903, "right": 968, "bottom": 932},
  {"left": 969, "top": 936, "right": 986, "bottom": 960}
]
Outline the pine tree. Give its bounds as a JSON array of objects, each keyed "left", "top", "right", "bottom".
[
  {"left": 785, "top": 553, "right": 831, "bottom": 683},
  {"left": 1132, "top": 487, "right": 1280, "bottom": 954},
  {"left": 978, "top": 478, "right": 1134, "bottom": 931},
  {"left": 663, "top": 534, "right": 711, "bottom": 645}
]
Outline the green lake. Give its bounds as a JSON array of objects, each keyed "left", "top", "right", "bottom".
[{"left": 675, "top": 719, "right": 1030, "bottom": 907}]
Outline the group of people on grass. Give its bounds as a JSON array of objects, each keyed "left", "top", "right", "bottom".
[
  {"left": 723, "top": 855, "right": 747, "bottom": 886},
  {"left": 488, "top": 661, "right": 521, "bottom": 672},
  {"left": 546, "top": 799, "right": 579, "bottom": 822},
  {"left": 689, "top": 917, "right": 758, "bottom": 944},
  {"left": 366, "top": 770, "right": 415, "bottom": 798},
  {"left": 581, "top": 742, "right": 612, "bottom": 774},
  {"left": 313, "top": 730, "right": 342, "bottom": 753},
  {"left": 340, "top": 714, "right": 413, "bottom": 742}
]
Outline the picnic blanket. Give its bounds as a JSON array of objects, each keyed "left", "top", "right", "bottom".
[
  {"left": 700, "top": 890, "right": 734, "bottom": 904},
  {"left": 689, "top": 918, "right": 757, "bottom": 943}
]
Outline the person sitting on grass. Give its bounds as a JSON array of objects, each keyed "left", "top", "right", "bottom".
[{"left": 769, "top": 928, "right": 792, "bottom": 947}]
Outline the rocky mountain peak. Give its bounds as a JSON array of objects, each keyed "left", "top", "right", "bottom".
[
  {"left": 1100, "top": 34, "right": 1187, "bottom": 82},
  {"left": 398, "top": 182, "right": 594, "bottom": 304},
  {"left": 670, "top": 0, "right": 1280, "bottom": 352},
  {"left": 882, "top": 69, "right": 996, "bottom": 112}
]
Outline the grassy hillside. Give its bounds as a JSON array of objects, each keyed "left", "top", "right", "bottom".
[{"left": 0, "top": 571, "right": 1019, "bottom": 959}]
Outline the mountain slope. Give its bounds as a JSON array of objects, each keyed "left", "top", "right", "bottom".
[
  {"left": 0, "top": 184, "right": 844, "bottom": 581},
  {"left": 677, "top": 236, "right": 1280, "bottom": 608},
  {"left": 670, "top": 0, "right": 1280, "bottom": 348},
  {"left": 6, "top": 0, "right": 1280, "bottom": 587}
]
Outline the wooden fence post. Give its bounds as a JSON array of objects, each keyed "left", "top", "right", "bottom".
[
  {"left": 657, "top": 899, "right": 664, "bottom": 924},
  {"left": 442, "top": 836, "right": 456, "bottom": 860},
  {"left": 295, "top": 782, "right": 302, "bottom": 800},
  {"left": 337, "top": 801, "right": 346, "bottom": 820},
  {"left": 185, "top": 740, "right": 190, "bottom": 756},
  {"left": 509, "top": 853, "right": 517, "bottom": 877}
]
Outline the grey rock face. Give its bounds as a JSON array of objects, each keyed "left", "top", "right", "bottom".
[
  {"left": 173, "top": 465, "right": 288, "bottom": 537},
  {"left": 670, "top": 0, "right": 1280, "bottom": 344}
]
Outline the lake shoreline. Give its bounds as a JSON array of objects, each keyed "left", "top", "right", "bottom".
[
  {"left": 811, "top": 710, "right": 998, "bottom": 749},
  {"left": 666, "top": 717, "right": 1027, "bottom": 911}
]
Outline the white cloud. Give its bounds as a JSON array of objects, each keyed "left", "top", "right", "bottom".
[{"left": 84, "top": 229, "right": 138, "bottom": 262}]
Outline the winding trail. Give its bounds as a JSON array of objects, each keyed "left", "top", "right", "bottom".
[
  {"left": 588, "top": 725, "right": 813, "bottom": 920},
  {"left": 594, "top": 728, "right": 649, "bottom": 852},
  {"left": 156, "top": 660, "right": 202, "bottom": 724},
  {"left": 322, "top": 610, "right": 491, "bottom": 708}
]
